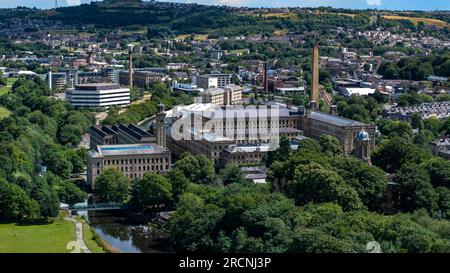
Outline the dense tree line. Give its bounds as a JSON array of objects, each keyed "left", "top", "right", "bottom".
[
  {"left": 0, "top": 78, "right": 90, "bottom": 222},
  {"left": 378, "top": 54, "right": 450, "bottom": 80}
]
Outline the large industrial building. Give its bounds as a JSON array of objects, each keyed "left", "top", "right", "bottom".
[
  {"left": 119, "top": 69, "right": 164, "bottom": 88},
  {"left": 87, "top": 105, "right": 170, "bottom": 187},
  {"left": 65, "top": 83, "right": 130, "bottom": 108},
  {"left": 165, "top": 45, "right": 375, "bottom": 166},
  {"left": 165, "top": 103, "right": 304, "bottom": 165}
]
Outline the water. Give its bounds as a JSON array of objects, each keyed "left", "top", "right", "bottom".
[
  {"left": 76, "top": 206, "right": 166, "bottom": 253},
  {"left": 89, "top": 211, "right": 164, "bottom": 253}
]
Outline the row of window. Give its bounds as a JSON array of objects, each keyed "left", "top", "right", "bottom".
[{"left": 97, "top": 157, "right": 169, "bottom": 167}]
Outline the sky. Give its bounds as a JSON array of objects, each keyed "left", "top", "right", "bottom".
[{"left": 0, "top": 0, "right": 449, "bottom": 11}]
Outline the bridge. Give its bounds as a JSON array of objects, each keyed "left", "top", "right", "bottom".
[{"left": 70, "top": 203, "right": 129, "bottom": 211}]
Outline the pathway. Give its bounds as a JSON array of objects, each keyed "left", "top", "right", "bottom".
[{"left": 65, "top": 216, "right": 91, "bottom": 253}]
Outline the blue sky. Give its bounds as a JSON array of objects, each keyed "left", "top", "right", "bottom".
[{"left": 0, "top": 0, "right": 449, "bottom": 10}]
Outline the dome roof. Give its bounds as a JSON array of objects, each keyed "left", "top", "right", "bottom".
[{"left": 356, "top": 129, "right": 370, "bottom": 141}]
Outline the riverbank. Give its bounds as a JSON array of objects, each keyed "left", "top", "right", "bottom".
[{"left": 76, "top": 215, "right": 118, "bottom": 253}]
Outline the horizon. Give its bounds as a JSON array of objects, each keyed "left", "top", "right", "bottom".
[{"left": 0, "top": 0, "right": 448, "bottom": 11}]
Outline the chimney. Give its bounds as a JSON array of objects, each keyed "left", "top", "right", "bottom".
[
  {"left": 309, "top": 100, "right": 318, "bottom": 112},
  {"left": 263, "top": 62, "right": 268, "bottom": 93},
  {"left": 330, "top": 105, "right": 338, "bottom": 115},
  {"left": 128, "top": 44, "right": 134, "bottom": 88},
  {"left": 311, "top": 44, "right": 320, "bottom": 103}
]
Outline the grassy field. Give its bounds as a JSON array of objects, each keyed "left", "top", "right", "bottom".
[
  {"left": 0, "top": 77, "right": 18, "bottom": 96},
  {"left": 0, "top": 214, "right": 76, "bottom": 253},
  {"left": 0, "top": 213, "right": 104, "bottom": 253},
  {"left": 175, "top": 34, "right": 209, "bottom": 41},
  {"left": 383, "top": 15, "right": 449, "bottom": 28}
]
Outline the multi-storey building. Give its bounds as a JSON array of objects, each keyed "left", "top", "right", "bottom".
[
  {"left": 65, "top": 83, "right": 130, "bottom": 108},
  {"left": 201, "top": 84, "right": 242, "bottom": 106},
  {"left": 166, "top": 103, "right": 303, "bottom": 165},
  {"left": 196, "top": 74, "right": 232, "bottom": 89},
  {"left": 87, "top": 143, "right": 171, "bottom": 187},
  {"left": 119, "top": 70, "right": 164, "bottom": 88},
  {"left": 300, "top": 109, "right": 376, "bottom": 155},
  {"left": 87, "top": 106, "right": 169, "bottom": 188},
  {"left": 48, "top": 72, "right": 67, "bottom": 91}
]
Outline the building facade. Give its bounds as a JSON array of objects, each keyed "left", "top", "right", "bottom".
[
  {"left": 65, "top": 83, "right": 130, "bottom": 108},
  {"left": 201, "top": 84, "right": 242, "bottom": 106},
  {"left": 119, "top": 70, "right": 164, "bottom": 88},
  {"left": 87, "top": 119, "right": 170, "bottom": 188},
  {"left": 196, "top": 74, "right": 232, "bottom": 89},
  {"left": 87, "top": 143, "right": 171, "bottom": 187}
]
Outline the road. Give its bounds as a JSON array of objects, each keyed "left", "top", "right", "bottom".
[{"left": 65, "top": 216, "right": 91, "bottom": 253}]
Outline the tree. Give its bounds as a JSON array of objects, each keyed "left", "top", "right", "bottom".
[
  {"left": 42, "top": 145, "right": 73, "bottom": 178},
  {"left": 174, "top": 153, "right": 215, "bottom": 184},
  {"left": 286, "top": 163, "right": 364, "bottom": 211},
  {"left": 168, "top": 193, "right": 225, "bottom": 252},
  {"left": 393, "top": 163, "right": 438, "bottom": 213},
  {"left": 132, "top": 173, "right": 173, "bottom": 209},
  {"left": 95, "top": 168, "right": 130, "bottom": 203},
  {"left": 436, "top": 187, "right": 450, "bottom": 220},
  {"left": 58, "top": 124, "right": 83, "bottom": 147},
  {"left": 372, "top": 137, "right": 431, "bottom": 173},
  {"left": 266, "top": 136, "right": 291, "bottom": 167},
  {"left": 319, "top": 134, "right": 342, "bottom": 156},
  {"left": 31, "top": 176, "right": 59, "bottom": 218},
  {"left": 0, "top": 71, "right": 7, "bottom": 86},
  {"left": 411, "top": 113, "right": 424, "bottom": 130},
  {"left": 220, "top": 162, "right": 246, "bottom": 185},
  {"left": 64, "top": 149, "right": 85, "bottom": 174},
  {"left": 423, "top": 158, "right": 450, "bottom": 188},
  {"left": 0, "top": 178, "right": 40, "bottom": 222},
  {"left": 378, "top": 119, "right": 413, "bottom": 138},
  {"left": 55, "top": 180, "right": 87, "bottom": 206},
  {"left": 166, "top": 168, "right": 190, "bottom": 201},
  {"left": 333, "top": 157, "right": 388, "bottom": 211}
]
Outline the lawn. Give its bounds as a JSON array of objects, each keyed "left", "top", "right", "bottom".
[
  {"left": 383, "top": 15, "right": 449, "bottom": 28},
  {"left": 0, "top": 77, "right": 18, "bottom": 96},
  {"left": 0, "top": 214, "right": 76, "bottom": 253},
  {"left": 175, "top": 34, "right": 209, "bottom": 41}
]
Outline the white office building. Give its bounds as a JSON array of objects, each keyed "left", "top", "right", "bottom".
[
  {"left": 196, "top": 74, "right": 232, "bottom": 89},
  {"left": 65, "top": 83, "right": 130, "bottom": 108}
]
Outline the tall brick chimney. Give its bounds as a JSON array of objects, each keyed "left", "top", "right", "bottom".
[
  {"left": 311, "top": 44, "right": 320, "bottom": 103},
  {"left": 263, "top": 62, "right": 269, "bottom": 93}
]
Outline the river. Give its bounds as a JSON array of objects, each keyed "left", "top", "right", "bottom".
[{"left": 77, "top": 209, "right": 167, "bottom": 253}]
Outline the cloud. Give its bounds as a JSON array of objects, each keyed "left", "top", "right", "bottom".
[
  {"left": 66, "top": 0, "right": 81, "bottom": 6},
  {"left": 366, "top": 0, "right": 382, "bottom": 6}
]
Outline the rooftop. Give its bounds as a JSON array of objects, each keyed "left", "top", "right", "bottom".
[
  {"left": 90, "top": 143, "right": 168, "bottom": 157},
  {"left": 74, "top": 83, "right": 123, "bottom": 91},
  {"left": 310, "top": 111, "right": 365, "bottom": 127}
]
